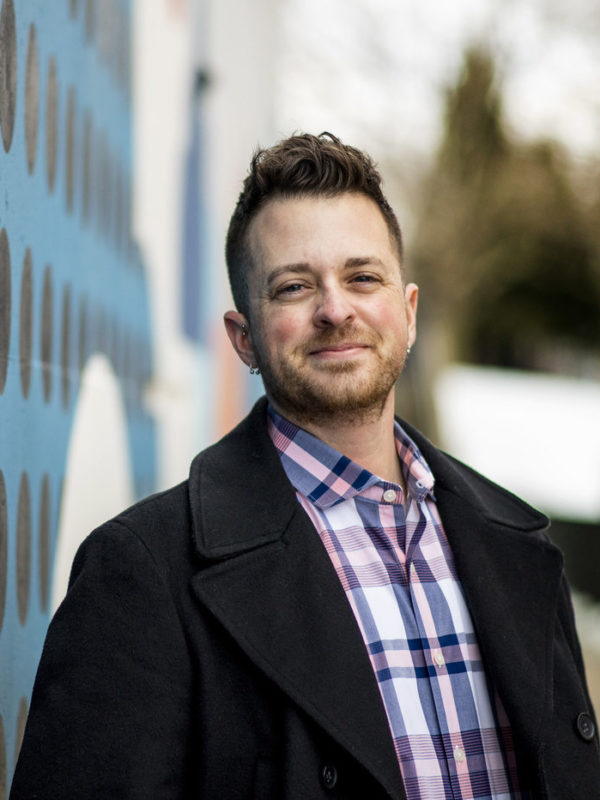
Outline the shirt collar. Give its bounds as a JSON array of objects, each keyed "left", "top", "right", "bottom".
[{"left": 267, "top": 405, "right": 435, "bottom": 509}]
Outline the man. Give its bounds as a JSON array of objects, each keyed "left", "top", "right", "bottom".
[{"left": 11, "top": 133, "right": 599, "bottom": 799}]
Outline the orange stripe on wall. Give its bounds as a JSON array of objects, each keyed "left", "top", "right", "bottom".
[{"left": 215, "top": 324, "right": 246, "bottom": 437}]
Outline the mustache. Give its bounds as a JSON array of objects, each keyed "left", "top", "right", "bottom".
[{"left": 299, "top": 326, "right": 379, "bottom": 353}]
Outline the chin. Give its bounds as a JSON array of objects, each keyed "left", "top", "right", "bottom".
[
  {"left": 270, "top": 375, "right": 394, "bottom": 420},
  {"left": 260, "top": 354, "right": 403, "bottom": 420}
]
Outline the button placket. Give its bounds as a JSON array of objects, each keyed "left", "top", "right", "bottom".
[{"left": 453, "top": 745, "right": 466, "bottom": 764}]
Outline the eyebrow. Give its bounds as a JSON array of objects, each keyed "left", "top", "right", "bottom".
[
  {"left": 344, "top": 256, "right": 385, "bottom": 269},
  {"left": 265, "top": 257, "right": 385, "bottom": 288}
]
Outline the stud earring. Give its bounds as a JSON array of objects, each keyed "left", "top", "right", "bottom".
[
  {"left": 249, "top": 366, "right": 260, "bottom": 375},
  {"left": 406, "top": 346, "right": 412, "bottom": 356},
  {"left": 241, "top": 324, "right": 248, "bottom": 337}
]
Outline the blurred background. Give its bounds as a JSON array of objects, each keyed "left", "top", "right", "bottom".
[{"left": 0, "top": 0, "right": 599, "bottom": 792}]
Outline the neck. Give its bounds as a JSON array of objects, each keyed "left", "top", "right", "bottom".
[{"left": 272, "top": 392, "right": 403, "bottom": 486}]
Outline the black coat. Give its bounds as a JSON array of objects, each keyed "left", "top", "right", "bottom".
[{"left": 10, "top": 398, "right": 600, "bottom": 799}]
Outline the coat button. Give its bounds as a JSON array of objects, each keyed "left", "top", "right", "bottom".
[
  {"left": 576, "top": 712, "right": 596, "bottom": 742},
  {"left": 320, "top": 763, "right": 338, "bottom": 790}
]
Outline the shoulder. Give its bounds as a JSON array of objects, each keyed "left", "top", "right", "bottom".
[
  {"left": 112, "top": 479, "right": 192, "bottom": 543},
  {"left": 68, "top": 480, "right": 196, "bottom": 599},
  {"left": 74, "top": 397, "right": 280, "bottom": 574}
]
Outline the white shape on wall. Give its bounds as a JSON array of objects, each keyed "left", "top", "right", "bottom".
[{"left": 52, "top": 355, "right": 135, "bottom": 612}]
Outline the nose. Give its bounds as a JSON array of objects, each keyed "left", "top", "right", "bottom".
[{"left": 312, "top": 285, "right": 355, "bottom": 328}]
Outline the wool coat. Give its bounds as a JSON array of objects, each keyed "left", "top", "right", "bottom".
[{"left": 10, "top": 398, "right": 600, "bottom": 799}]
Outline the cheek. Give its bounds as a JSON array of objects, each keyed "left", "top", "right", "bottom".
[
  {"left": 263, "top": 313, "right": 306, "bottom": 351},
  {"left": 363, "top": 299, "right": 406, "bottom": 330}
]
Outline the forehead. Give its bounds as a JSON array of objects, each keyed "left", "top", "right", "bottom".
[{"left": 247, "top": 193, "right": 398, "bottom": 278}]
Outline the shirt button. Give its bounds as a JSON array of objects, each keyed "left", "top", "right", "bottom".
[
  {"left": 434, "top": 650, "right": 445, "bottom": 667},
  {"left": 383, "top": 489, "right": 397, "bottom": 503},
  {"left": 453, "top": 745, "right": 466, "bottom": 763},
  {"left": 409, "top": 563, "right": 417, "bottom": 577},
  {"left": 320, "top": 763, "right": 338, "bottom": 790}
]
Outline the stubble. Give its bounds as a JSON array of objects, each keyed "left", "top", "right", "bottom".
[{"left": 255, "top": 325, "right": 407, "bottom": 427}]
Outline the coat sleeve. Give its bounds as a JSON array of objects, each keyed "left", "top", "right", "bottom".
[{"left": 10, "top": 521, "right": 195, "bottom": 799}]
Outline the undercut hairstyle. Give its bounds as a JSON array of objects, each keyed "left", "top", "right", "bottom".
[{"left": 225, "top": 132, "right": 404, "bottom": 319}]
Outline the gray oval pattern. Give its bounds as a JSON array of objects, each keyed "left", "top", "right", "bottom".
[
  {"left": 19, "top": 249, "right": 33, "bottom": 399},
  {"left": 0, "top": 710, "right": 6, "bottom": 800},
  {"left": 38, "top": 474, "right": 50, "bottom": 613},
  {"left": 45, "top": 56, "right": 58, "bottom": 193},
  {"left": 65, "top": 87, "right": 75, "bottom": 213},
  {"left": 60, "top": 284, "right": 71, "bottom": 408},
  {"left": 0, "top": 0, "right": 17, "bottom": 152},
  {"left": 41, "top": 265, "right": 53, "bottom": 403},
  {"left": 0, "top": 470, "right": 7, "bottom": 634},
  {"left": 85, "top": 0, "right": 95, "bottom": 43},
  {"left": 82, "top": 112, "right": 92, "bottom": 224},
  {"left": 78, "top": 295, "right": 87, "bottom": 372},
  {"left": 17, "top": 473, "right": 31, "bottom": 626},
  {"left": 25, "top": 24, "right": 39, "bottom": 174},
  {"left": 0, "top": 229, "right": 10, "bottom": 394}
]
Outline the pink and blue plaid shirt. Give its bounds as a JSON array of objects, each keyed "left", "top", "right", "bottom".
[{"left": 268, "top": 407, "right": 528, "bottom": 800}]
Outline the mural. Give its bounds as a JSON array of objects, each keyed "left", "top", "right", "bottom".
[{"left": 0, "top": 0, "right": 156, "bottom": 793}]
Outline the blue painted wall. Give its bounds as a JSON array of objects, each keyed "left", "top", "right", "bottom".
[{"left": 0, "top": 1, "right": 156, "bottom": 793}]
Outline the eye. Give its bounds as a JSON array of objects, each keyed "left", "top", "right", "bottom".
[
  {"left": 351, "top": 273, "right": 380, "bottom": 285},
  {"left": 275, "top": 282, "right": 306, "bottom": 297}
]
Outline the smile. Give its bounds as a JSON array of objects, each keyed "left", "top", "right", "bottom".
[{"left": 308, "top": 344, "right": 369, "bottom": 357}]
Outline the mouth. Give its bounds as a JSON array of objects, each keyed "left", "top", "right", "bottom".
[{"left": 308, "top": 343, "right": 369, "bottom": 358}]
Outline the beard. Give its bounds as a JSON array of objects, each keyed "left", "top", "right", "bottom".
[{"left": 254, "top": 325, "right": 408, "bottom": 427}]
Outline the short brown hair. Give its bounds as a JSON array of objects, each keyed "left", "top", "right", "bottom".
[{"left": 225, "top": 132, "right": 404, "bottom": 318}]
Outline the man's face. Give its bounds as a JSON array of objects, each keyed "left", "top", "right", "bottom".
[{"left": 227, "top": 193, "right": 418, "bottom": 425}]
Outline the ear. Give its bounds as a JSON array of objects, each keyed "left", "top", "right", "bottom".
[
  {"left": 404, "top": 283, "right": 418, "bottom": 348},
  {"left": 223, "top": 310, "right": 255, "bottom": 368}
]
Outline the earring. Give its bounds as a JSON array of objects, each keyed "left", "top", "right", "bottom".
[
  {"left": 406, "top": 346, "right": 412, "bottom": 356},
  {"left": 241, "top": 324, "right": 248, "bottom": 337},
  {"left": 249, "top": 366, "right": 260, "bottom": 375}
]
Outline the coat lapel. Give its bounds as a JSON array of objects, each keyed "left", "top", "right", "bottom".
[
  {"left": 188, "top": 400, "right": 405, "bottom": 800},
  {"left": 188, "top": 401, "right": 563, "bottom": 793}
]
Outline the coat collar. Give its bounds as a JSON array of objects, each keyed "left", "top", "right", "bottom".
[
  {"left": 189, "top": 398, "right": 298, "bottom": 559},
  {"left": 190, "top": 398, "right": 552, "bottom": 559},
  {"left": 189, "top": 398, "right": 562, "bottom": 793}
]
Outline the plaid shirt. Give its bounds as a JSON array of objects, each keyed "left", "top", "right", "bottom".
[{"left": 268, "top": 407, "right": 528, "bottom": 800}]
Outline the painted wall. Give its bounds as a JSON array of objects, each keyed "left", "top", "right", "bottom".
[
  {"left": 0, "top": 0, "right": 155, "bottom": 792},
  {"left": 0, "top": 0, "right": 278, "bottom": 794}
]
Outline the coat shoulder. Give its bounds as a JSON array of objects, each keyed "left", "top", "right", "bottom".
[
  {"left": 72, "top": 479, "right": 197, "bottom": 596},
  {"left": 115, "top": 479, "right": 192, "bottom": 539}
]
